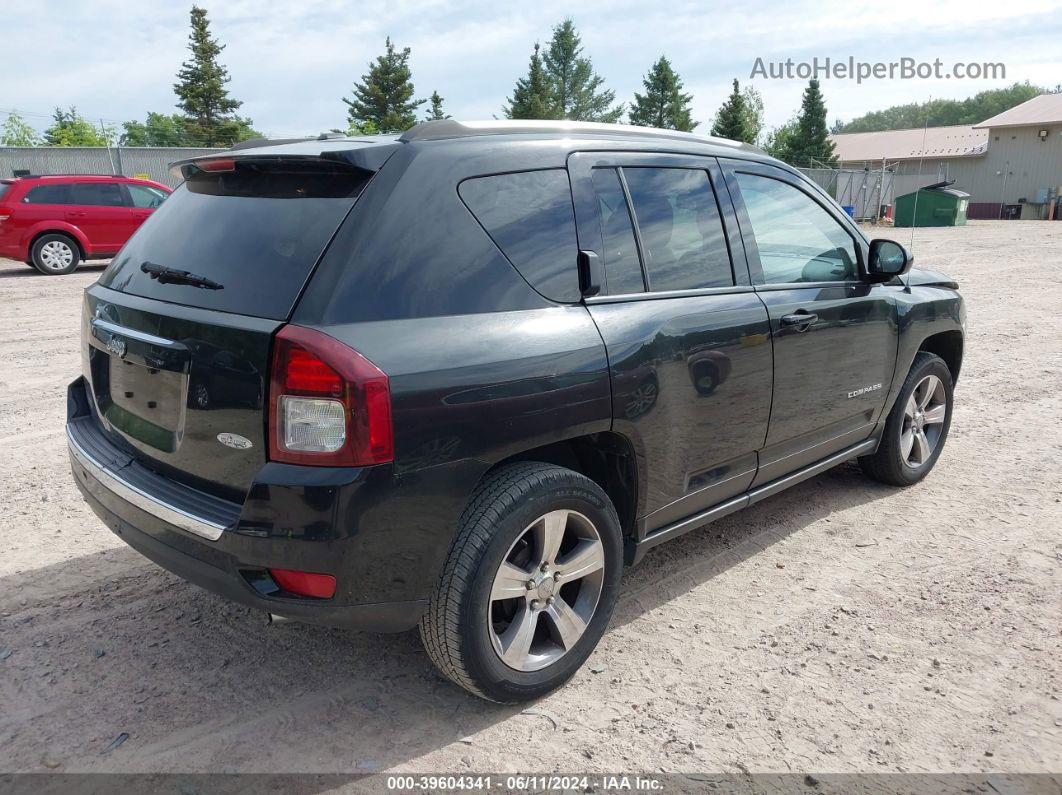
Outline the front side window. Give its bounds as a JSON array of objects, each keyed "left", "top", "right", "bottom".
[
  {"left": 623, "top": 168, "right": 734, "bottom": 291},
  {"left": 735, "top": 173, "right": 858, "bottom": 284},
  {"left": 22, "top": 184, "right": 72, "bottom": 205},
  {"left": 127, "top": 184, "right": 167, "bottom": 208},
  {"left": 72, "top": 182, "right": 125, "bottom": 207},
  {"left": 459, "top": 169, "right": 580, "bottom": 303}
]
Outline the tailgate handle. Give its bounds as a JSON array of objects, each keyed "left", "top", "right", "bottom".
[{"left": 90, "top": 317, "right": 189, "bottom": 371}]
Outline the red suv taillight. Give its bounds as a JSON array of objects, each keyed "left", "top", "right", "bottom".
[{"left": 268, "top": 325, "right": 393, "bottom": 467}]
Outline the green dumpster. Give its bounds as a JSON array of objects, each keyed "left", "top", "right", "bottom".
[{"left": 894, "top": 181, "right": 970, "bottom": 227}]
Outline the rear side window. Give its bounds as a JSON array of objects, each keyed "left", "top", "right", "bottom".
[
  {"left": 99, "top": 159, "right": 371, "bottom": 320},
  {"left": 459, "top": 169, "right": 580, "bottom": 303},
  {"left": 623, "top": 168, "right": 734, "bottom": 291},
  {"left": 72, "top": 182, "right": 125, "bottom": 207},
  {"left": 23, "top": 184, "right": 72, "bottom": 205},
  {"left": 0, "top": 183, "right": 9, "bottom": 201},
  {"left": 590, "top": 168, "right": 644, "bottom": 294}
]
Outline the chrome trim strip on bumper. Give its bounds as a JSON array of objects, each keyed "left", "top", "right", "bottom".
[{"left": 66, "top": 426, "right": 227, "bottom": 541}]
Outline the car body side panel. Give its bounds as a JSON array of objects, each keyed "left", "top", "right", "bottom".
[{"left": 312, "top": 306, "right": 613, "bottom": 474}]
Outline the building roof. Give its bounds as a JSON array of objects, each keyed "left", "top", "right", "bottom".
[
  {"left": 829, "top": 125, "right": 987, "bottom": 163},
  {"left": 974, "top": 93, "right": 1062, "bottom": 129}
]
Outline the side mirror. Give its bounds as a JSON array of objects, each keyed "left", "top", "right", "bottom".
[{"left": 866, "top": 239, "right": 912, "bottom": 283}]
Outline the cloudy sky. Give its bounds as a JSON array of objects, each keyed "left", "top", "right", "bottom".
[{"left": 5, "top": 0, "right": 1061, "bottom": 138}]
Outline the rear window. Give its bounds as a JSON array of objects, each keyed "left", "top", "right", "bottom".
[
  {"left": 458, "top": 169, "right": 580, "bottom": 303},
  {"left": 0, "top": 183, "right": 9, "bottom": 201},
  {"left": 23, "top": 184, "right": 72, "bottom": 205},
  {"left": 99, "top": 159, "right": 371, "bottom": 320}
]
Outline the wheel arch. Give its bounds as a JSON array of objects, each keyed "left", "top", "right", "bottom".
[
  {"left": 28, "top": 226, "right": 88, "bottom": 261},
  {"left": 479, "top": 431, "right": 641, "bottom": 555},
  {"left": 918, "top": 330, "right": 963, "bottom": 384}
]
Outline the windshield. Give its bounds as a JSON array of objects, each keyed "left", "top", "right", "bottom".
[{"left": 99, "top": 159, "right": 372, "bottom": 319}]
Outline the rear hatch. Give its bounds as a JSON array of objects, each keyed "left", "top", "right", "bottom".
[{"left": 82, "top": 145, "right": 390, "bottom": 499}]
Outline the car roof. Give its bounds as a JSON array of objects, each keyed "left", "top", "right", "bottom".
[{"left": 174, "top": 120, "right": 774, "bottom": 173}]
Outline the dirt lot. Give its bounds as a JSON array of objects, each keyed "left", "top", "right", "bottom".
[{"left": 0, "top": 221, "right": 1060, "bottom": 776}]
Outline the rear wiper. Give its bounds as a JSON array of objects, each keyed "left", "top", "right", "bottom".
[{"left": 141, "top": 261, "right": 223, "bottom": 290}]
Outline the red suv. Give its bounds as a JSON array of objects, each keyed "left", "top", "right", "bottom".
[{"left": 0, "top": 175, "right": 171, "bottom": 275}]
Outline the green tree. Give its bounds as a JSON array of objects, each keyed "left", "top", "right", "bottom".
[
  {"left": 742, "top": 85, "right": 765, "bottom": 143},
  {"left": 838, "top": 82, "right": 1045, "bottom": 132},
  {"left": 762, "top": 118, "right": 799, "bottom": 160},
  {"left": 343, "top": 37, "right": 425, "bottom": 133},
  {"left": 628, "top": 56, "right": 696, "bottom": 131},
  {"left": 541, "top": 19, "right": 623, "bottom": 122},
  {"left": 120, "top": 112, "right": 192, "bottom": 146},
  {"left": 424, "top": 91, "right": 449, "bottom": 121},
  {"left": 784, "top": 78, "right": 837, "bottom": 167},
  {"left": 1, "top": 110, "right": 41, "bottom": 146},
  {"left": 174, "top": 5, "right": 256, "bottom": 146},
  {"left": 504, "top": 43, "right": 556, "bottom": 119},
  {"left": 43, "top": 107, "right": 113, "bottom": 146},
  {"left": 710, "top": 79, "right": 754, "bottom": 143}
]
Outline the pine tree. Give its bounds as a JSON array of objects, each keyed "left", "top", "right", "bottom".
[
  {"left": 424, "top": 91, "right": 449, "bottom": 121},
  {"left": 504, "top": 43, "right": 555, "bottom": 120},
  {"left": 711, "top": 79, "right": 753, "bottom": 143},
  {"left": 174, "top": 6, "right": 256, "bottom": 146},
  {"left": 541, "top": 19, "right": 623, "bottom": 122},
  {"left": 343, "top": 37, "right": 425, "bottom": 133},
  {"left": 1, "top": 110, "right": 41, "bottom": 146},
  {"left": 785, "top": 79, "right": 837, "bottom": 167},
  {"left": 628, "top": 56, "right": 696, "bottom": 131}
]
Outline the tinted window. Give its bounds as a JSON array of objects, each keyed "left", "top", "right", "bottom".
[
  {"left": 99, "top": 159, "right": 370, "bottom": 320},
  {"left": 735, "top": 173, "right": 857, "bottom": 284},
  {"left": 459, "top": 169, "right": 579, "bottom": 303},
  {"left": 0, "top": 183, "right": 9, "bottom": 201},
  {"left": 623, "top": 168, "right": 734, "bottom": 291},
  {"left": 590, "top": 168, "right": 644, "bottom": 294},
  {"left": 23, "top": 184, "right": 71, "bottom": 205},
  {"left": 72, "top": 182, "right": 125, "bottom": 207},
  {"left": 127, "top": 183, "right": 167, "bottom": 208}
]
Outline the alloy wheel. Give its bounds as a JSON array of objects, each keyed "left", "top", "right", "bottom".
[
  {"left": 488, "top": 509, "right": 605, "bottom": 672},
  {"left": 901, "top": 374, "right": 947, "bottom": 467}
]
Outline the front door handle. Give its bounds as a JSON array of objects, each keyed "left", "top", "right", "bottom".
[{"left": 780, "top": 311, "right": 818, "bottom": 330}]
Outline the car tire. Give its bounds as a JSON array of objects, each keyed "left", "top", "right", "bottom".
[
  {"left": 420, "top": 462, "right": 623, "bottom": 703},
  {"left": 860, "top": 352, "right": 953, "bottom": 487},
  {"left": 31, "top": 234, "right": 81, "bottom": 275}
]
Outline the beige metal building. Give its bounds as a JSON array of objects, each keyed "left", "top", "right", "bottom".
[{"left": 829, "top": 93, "right": 1062, "bottom": 220}]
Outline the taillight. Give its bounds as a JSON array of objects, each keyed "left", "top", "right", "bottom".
[
  {"left": 0, "top": 209, "right": 11, "bottom": 222},
  {"left": 197, "top": 157, "right": 236, "bottom": 172},
  {"left": 268, "top": 325, "right": 393, "bottom": 467}
]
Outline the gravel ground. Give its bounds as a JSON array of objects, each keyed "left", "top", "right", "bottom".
[{"left": 0, "top": 221, "right": 1060, "bottom": 776}]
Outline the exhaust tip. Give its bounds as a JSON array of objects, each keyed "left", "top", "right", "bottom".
[{"left": 268, "top": 613, "right": 292, "bottom": 625}]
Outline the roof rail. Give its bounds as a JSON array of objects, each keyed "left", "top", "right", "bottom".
[
  {"left": 398, "top": 119, "right": 762, "bottom": 152},
  {"left": 9, "top": 173, "right": 127, "bottom": 179}
]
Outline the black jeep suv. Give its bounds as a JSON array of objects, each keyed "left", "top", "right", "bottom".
[{"left": 67, "top": 120, "right": 965, "bottom": 702}]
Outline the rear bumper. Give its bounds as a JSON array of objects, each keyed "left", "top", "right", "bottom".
[{"left": 67, "top": 377, "right": 433, "bottom": 632}]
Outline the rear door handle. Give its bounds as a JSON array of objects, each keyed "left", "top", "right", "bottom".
[{"left": 780, "top": 312, "right": 818, "bottom": 330}]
